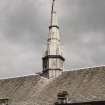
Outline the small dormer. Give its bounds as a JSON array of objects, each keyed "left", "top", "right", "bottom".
[
  {"left": 56, "top": 91, "right": 69, "bottom": 104},
  {"left": 0, "top": 99, "right": 8, "bottom": 105}
]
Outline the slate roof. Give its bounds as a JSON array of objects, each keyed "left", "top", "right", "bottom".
[{"left": 0, "top": 66, "right": 105, "bottom": 105}]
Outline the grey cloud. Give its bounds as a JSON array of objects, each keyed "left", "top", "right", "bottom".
[
  {"left": 60, "top": 0, "right": 105, "bottom": 33},
  {"left": 0, "top": 0, "right": 105, "bottom": 78},
  {"left": 59, "top": 0, "right": 105, "bottom": 70}
]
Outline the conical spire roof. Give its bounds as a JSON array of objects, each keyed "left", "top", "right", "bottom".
[{"left": 47, "top": 0, "right": 62, "bottom": 55}]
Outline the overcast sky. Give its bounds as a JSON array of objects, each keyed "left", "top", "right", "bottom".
[{"left": 0, "top": 0, "right": 105, "bottom": 79}]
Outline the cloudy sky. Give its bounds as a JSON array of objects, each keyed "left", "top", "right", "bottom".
[{"left": 0, "top": 0, "right": 105, "bottom": 79}]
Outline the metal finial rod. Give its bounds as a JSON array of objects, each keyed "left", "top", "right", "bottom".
[
  {"left": 50, "top": 0, "right": 58, "bottom": 26},
  {"left": 52, "top": 0, "right": 56, "bottom": 12}
]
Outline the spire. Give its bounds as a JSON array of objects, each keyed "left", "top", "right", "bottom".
[
  {"left": 47, "top": 0, "right": 61, "bottom": 55},
  {"left": 42, "top": 0, "right": 65, "bottom": 79},
  {"left": 50, "top": 0, "right": 59, "bottom": 28}
]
